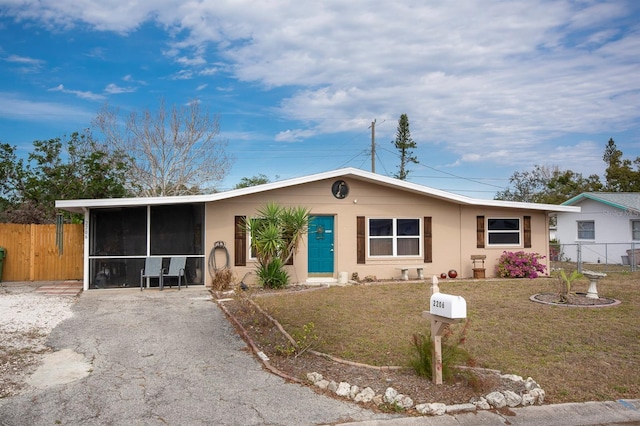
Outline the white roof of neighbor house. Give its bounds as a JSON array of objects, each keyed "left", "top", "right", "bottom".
[
  {"left": 562, "top": 192, "right": 640, "bottom": 214},
  {"left": 56, "top": 167, "right": 580, "bottom": 214}
]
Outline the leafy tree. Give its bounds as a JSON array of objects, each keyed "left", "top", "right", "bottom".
[
  {"left": 603, "top": 138, "right": 640, "bottom": 192},
  {"left": 0, "top": 132, "right": 130, "bottom": 223},
  {"left": 392, "top": 114, "right": 418, "bottom": 180},
  {"left": 495, "top": 165, "right": 602, "bottom": 204},
  {"left": 93, "top": 98, "right": 234, "bottom": 197},
  {"left": 234, "top": 174, "right": 271, "bottom": 189}
]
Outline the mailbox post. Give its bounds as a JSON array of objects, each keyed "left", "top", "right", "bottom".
[{"left": 422, "top": 276, "right": 467, "bottom": 385}]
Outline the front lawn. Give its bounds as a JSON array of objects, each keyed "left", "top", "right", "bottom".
[{"left": 253, "top": 274, "right": 640, "bottom": 403}]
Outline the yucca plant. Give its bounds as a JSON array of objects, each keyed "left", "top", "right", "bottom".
[
  {"left": 257, "top": 258, "right": 290, "bottom": 289},
  {"left": 244, "top": 202, "right": 310, "bottom": 289}
]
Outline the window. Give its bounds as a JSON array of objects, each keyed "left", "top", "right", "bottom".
[
  {"left": 632, "top": 220, "right": 640, "bottom": 240},
  {"left": 150, "top": 204, "right": 204, "bottom": 255},
  {"left": 487, "top": 218, "right": 520, "bottom": 246},
  {"left": 369, "top": 218, "right": 420, "bottom": 256},
  {"left": 90, "top": 207, "right": 147, "bottom": 256},
  {"left": 577, "top": 221, "right": 595, "bottom": 240}
]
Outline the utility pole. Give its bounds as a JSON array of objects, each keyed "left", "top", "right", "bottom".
[{"left": 370, "top": 119, "right": 376, "bottom": 173}]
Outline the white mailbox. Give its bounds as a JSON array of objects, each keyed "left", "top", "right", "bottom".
[{"left": 430, "top": 293, "right": 467, "bottom": 319}]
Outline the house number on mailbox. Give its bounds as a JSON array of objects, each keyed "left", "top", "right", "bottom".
[{"left": 432, "top": 300, "right": 445, "bottom": 309}]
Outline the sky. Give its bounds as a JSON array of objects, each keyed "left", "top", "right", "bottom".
[{"left": 1, "top": 1, "right": 639, "bottom": 199}]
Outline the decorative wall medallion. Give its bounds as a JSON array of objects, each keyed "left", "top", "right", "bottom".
[{"left": 331, "top": 180, "right": 349, "bottom": 199}]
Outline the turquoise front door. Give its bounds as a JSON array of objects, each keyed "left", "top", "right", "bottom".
[{"left": 308, "top": 216, "right": 334, "bottom": 275}]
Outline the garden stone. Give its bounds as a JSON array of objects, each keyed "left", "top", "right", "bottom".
[
  {"left": 503, "top": 390, "right": 522, "bottom": 407},
  {"left": 394, "top": 395, "right": 413, "bottom": 409},
  {"left": 336, "top": 382, "right": 351, "bottom": 397},
  {"left": 501, "top": 373, "right": 523, "bottom": 382},
  {"left": 524, "top": 377, "right": 539, "bottom": 391},
  {"left": 328, "top": 380, "right": 338, "bottom": 392},
  {"left": 530, "top": 388, "right": 546, "bottom": 404},
  {"left": 383, "top": 387, "right": 398, "bottom": 403},
  {"left": 445, "top": 403, "right": 476, "bottom": 414},
  {"left": 485, "top": 391, "right": 506, "bottom": 408},
  {"left": 372, "top": 395, "right": 384, "bottom": 405},
  {"left": 349, "top": 385, "right": 360, "bottom": 399},
  {"left": 521, "top": 393, "right": 536, "bottom": 406},
  {"left": 354, "top": 387, "right": 375, "bottom": 403},
  {"left": 415, "top": 402, "right": 447, "bottom": 416},
  {"left": 316, "top": 379, "right": 330, "bottom": 389},
  {"left": 472, "top": 397, "right": 491, "bottom": 410},
  {"left": 306, "top": 372, "right": 323, "bottom": 383}
]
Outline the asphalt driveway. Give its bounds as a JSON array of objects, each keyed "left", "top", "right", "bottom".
[{"left": 0, "top": 287, "right": 394, "bottom": 425}]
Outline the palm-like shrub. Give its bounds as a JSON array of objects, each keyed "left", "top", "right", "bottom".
[
  {"left": 257, "top": 258, "right": 290, "bottom": 289},
  {"left": 245, "top": 202, "right": 310, "bottom": 289}
]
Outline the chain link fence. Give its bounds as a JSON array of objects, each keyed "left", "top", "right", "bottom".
[{"left": 549, "top": 242, "right": 640, "bottom": 273}]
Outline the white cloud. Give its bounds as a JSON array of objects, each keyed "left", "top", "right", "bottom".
[
  {"left": 0, "top": 92, "right": 94, "bottom": 122},
  {"left": 48, "top": 84, "right": 106, "bottom": 100},
  {"left": 104, "top": 83, "right": 136, "bottom": 94},
  {"left": 275, "top": 128, "right": 318, "bottom": 143},
  {"left": 3, "top": 54, "right": 44, "bottom": 72},
  {"left": 3, "top": 0, "right": 640, "bottom": 170}
]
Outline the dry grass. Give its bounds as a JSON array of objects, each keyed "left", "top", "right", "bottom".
[{"left": 253, "top": 273, "right": 640, "bottom": 404}]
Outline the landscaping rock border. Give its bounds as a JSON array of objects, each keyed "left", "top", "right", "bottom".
[{"left": 305, "top": 371, "right": 545, "bottom": 415}]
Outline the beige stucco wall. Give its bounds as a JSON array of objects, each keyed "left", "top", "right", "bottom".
[{"left": 204, "top": 177, "right": 551, "bottom": 285}]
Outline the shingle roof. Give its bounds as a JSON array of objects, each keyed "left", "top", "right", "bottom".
[{"left": 562, "top": 192, "right": 640, "bottom": 213}]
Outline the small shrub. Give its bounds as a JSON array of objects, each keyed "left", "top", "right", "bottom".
[
  {"left": 276, "top": 322, "right": 320, "bottom": 357},
  {"left": 554, "top": 269, "right": 583, "bottom": 303},
  {"left": 210, "top": 269, "right": 234, "bottom": 291},
  {"left": 495, "top": 251, "right": 546, "bottom": 278},
  {"left": 257, "top": 258, "right": 289, "bottom": 289},
  {"left": 410, "top": 320, "right": 472, "bottom": 382}
]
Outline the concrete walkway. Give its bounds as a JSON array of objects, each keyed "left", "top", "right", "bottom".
[{"left": 0, "top": 287, "right": 397, "bottom": 425}]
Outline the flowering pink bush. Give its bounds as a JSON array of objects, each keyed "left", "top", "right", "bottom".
[{"left": 495, "top": 251, "right": 546, "bottom": 278}]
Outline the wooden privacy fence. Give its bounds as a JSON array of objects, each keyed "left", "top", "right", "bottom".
[{"left": 0, "top": 223, "right": 83, "bottom": 281}]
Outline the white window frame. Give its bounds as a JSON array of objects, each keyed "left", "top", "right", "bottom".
[
  {"left": 631, "top": 220, "right": 640, "bottom": 241},
  {"left": 577, "top": 220, "right": 595, "bottom": 240},
  {"left": 367, "top": 218, "right": 421, "bottom": 257},
  {"left": 487, "top": 217, "right": 521, "bottom": 247}
]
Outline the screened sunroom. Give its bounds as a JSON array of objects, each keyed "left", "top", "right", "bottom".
[{"left": 89, "top": 203, "right": 205, "bottom": 289}]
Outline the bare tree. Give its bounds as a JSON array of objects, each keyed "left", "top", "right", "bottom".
[{"left": 93, "top": 98, "right": 234, "bottom": 196}]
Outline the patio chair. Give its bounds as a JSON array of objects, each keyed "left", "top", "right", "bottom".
[
  {"left": 140, "top": 257, "right": 163, "bottom": 291},
  {"left": 163, "top": 256, "right": 187, "bottom": 290}
]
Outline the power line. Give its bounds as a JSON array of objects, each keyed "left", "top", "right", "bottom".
[{"left": 376, "top": 145, "right": 505, "bottom": 190}]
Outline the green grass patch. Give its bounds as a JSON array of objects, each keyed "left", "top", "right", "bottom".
[{"left": 253, "top": 274, "right": 640, "bottom": 403}]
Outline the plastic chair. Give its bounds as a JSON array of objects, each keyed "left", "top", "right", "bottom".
[
  {"left": 164, "top": 257, "right": 187, "bottom": 290},
  {"left": 140, "top": 257, "right": 163, "bottom": 291}
]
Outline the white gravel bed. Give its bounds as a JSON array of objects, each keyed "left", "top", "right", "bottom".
[{"left": 0, "top": 285, "right": 76, "bottom": 397}]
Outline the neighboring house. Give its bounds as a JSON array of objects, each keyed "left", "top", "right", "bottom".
[
  {"left": 56, "top": 168, "right": 578, "bottom": 290},
  {"left": 556, "top": 192, "right": 640, "bottom": 264}
]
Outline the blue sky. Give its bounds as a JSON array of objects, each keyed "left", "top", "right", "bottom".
[{"left": 1, "top": 1, "right": 639, "bottom": 199}]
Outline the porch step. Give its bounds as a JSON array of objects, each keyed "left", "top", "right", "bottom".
[{"left": 35, "top": 281, "right": 83, "bottom": 296}]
